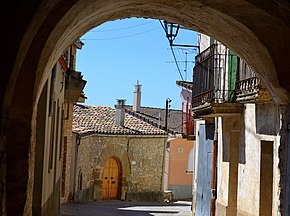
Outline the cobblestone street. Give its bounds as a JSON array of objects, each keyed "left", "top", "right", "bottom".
[{"left": 59, "top": 200, "right": 192, "bottom": 216}]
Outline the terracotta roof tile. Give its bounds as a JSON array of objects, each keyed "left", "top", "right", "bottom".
[{"left": 73, "top": 104, "right": 168, "bottom": 136}]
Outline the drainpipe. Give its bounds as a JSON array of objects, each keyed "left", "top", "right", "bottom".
[
  {"left": 210, "top": 42, "right": 219, "bottom": 216},
  {"left": 210, "top": 117, "right": 218, "bottom": 216}
]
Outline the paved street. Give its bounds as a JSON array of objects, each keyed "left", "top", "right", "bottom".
[{"left": 59, "top": 200, "right": 192, "bottom": 216}]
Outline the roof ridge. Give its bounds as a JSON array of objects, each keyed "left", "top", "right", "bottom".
[{"left": 125, "top": 104, "right": 181, "bottom": 111}]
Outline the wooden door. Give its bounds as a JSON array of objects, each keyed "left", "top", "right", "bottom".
[
  {"left": 196, "top": 124, "right": 214, "bottom": 216},
  {"left": 102, "top": 157, "right": 119, "bottom": 199}
]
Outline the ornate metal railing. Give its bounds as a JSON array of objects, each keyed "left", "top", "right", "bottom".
[
  {"left": 192, "top": 89, "right": 236, "bottom": 107},
  {"left": 192, "top": 90, "right": 214, "bottom": 107},
  {"left": 236, "top": 77, "right": 259, "bottom": 95}
]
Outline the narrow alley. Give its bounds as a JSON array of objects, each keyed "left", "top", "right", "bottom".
[{"left": 59, "top": 200, "right": 192, "bottom": 216}]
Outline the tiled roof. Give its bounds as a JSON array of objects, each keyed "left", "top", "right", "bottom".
[
  {"left": 176, "top": 80, "right": 192, "bottom": 91},
  {"left": 73, "top": 104, "right": 168, "bottom": 136},
  {"left": 124, "top": 106, "right": 183, "bottom": 134}
]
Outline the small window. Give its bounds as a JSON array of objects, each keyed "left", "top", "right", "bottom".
[{"left": 187, "top": 147, "right": 194, "bottom": 174}]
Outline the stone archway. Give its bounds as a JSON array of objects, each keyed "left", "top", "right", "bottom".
[
  {"left": 1, "top": 0, "right": 290, "bottom": 215},
  {"left": 93, "top": 144, "right": 131, "bottom": 201}
]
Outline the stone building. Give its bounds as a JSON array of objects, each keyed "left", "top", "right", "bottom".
[
  {"left": 124, "top": 82, "right": 194, "bottom": 200},
  {"left": 71, "top": 100, "right": 168, "bottom": 202},
  {"left": 124, "top": 104, "right": 194, "bottom": 200},
  {"left": 191, "top": 33, "right": 280, "bottom": 216}
]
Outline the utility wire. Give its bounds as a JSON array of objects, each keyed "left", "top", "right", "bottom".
[
  {"left": 159, "top": 20, "right": 166, "bottom": 32},
  {"left": 175, "top": 40, "right": 187, "bottom": 80},
  {"left": 81, "top": 27, "right": 159, "bottom": 40},
  {"left": 90, "top": 20, "right": 155, "bottom": 32},
  {"left": 170, "top": 46, "right": 184, "bottom": 81}
]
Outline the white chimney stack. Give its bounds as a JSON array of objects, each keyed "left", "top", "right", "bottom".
[
  {"left": 133, "top": 80, "right": 141, "bottom": 112},
  {"left": 115, "top": 99, "right": 126, "bottom": 127}
]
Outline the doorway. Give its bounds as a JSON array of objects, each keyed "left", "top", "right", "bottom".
[
  {"left": 102, "top": 157, "right": 121, "bottom": 200},
  {"left": 195, "top": 123, "right": 214, "bottom": 216},
  {"left": 259, "top": 141, "right": 273, "bottom": 216}
]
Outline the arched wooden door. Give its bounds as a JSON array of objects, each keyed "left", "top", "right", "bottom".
[{"left": 102, "top": 157, "right": 120, "bottom": 199}]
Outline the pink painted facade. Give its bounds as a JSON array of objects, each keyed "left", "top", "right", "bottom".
[{"left": 167, "top": 137, "right": 194, "bottom": 199}]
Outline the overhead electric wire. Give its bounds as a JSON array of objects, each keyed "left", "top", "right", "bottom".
[
  {"left": 90, "top": 20, "right": 155, "bottom": 32},
  {"left": 159, "top": 20, "right": 166, "bottom": 32},
  {"left": 170, "top": 46, "right": 184, "bottom": 81},
  {"left": 81, "top": 27, "right": 159, "bottom": 40},
  {"left": 176, "top": 40, "right": 186, "bottom": 79}
]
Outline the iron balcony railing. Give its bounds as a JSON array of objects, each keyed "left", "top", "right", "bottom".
[
  {"left": 192, "top": 89, "right": 213, "bottom": 107},
  {"left": 192, "top": 89, "right": 236, "bottom": 107},
  {"left": 192, "top": 43, "right": 236, "bottom": 107},
  {"left": 236, "top": 77, "right": 259, "bottom": 95}
]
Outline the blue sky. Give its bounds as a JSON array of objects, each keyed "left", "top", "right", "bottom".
[{"left": 76, "top": 17, "right": 198, "bottom": 109}]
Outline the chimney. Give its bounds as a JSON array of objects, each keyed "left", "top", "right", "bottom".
[
  {"left": 115, "top": 99, "right": 126, "bottom": 127},
  {"left": 133, "top": 80, "right": 141, "bottom": 112}
]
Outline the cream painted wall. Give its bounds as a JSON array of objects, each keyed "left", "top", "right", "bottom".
[
  {"left": 198, "top": 33, "right": 211, "bottom": 53},
  {"left": 216, "top": 116, "right": 230, "bottom": 207},
  {"left": 42, "top": 69, "right": 55, "bottom": 206},
  {"left": 237, "top": 103, "right": 279, "bottom": 215},
  {"left": 41, "top": 62, "right": 65, "bottom": 207},
  {"left": 238, "top": 104, "right": 259, "bottom": 215}
]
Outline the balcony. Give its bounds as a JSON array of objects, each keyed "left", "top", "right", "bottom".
[
  {"left": 191, "top": 44, "right": 244, "bottom": 118},
  {"left": 235, "top": 60, "right": 272, "bottom": 103},
  {"left": 192, "top": 89, "right": 244, "bottom": 118}
]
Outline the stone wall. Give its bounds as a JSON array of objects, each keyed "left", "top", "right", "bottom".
[
  {"left": 62, "top": 102, "right": 74, "bottom": 201},
  {"left": 75, "top": 135, "right": 167, "bottom": 202}
]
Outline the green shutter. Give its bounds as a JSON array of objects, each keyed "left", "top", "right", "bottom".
[{"left": 228, "top": 50, "right": 237, "bottom": 102}]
